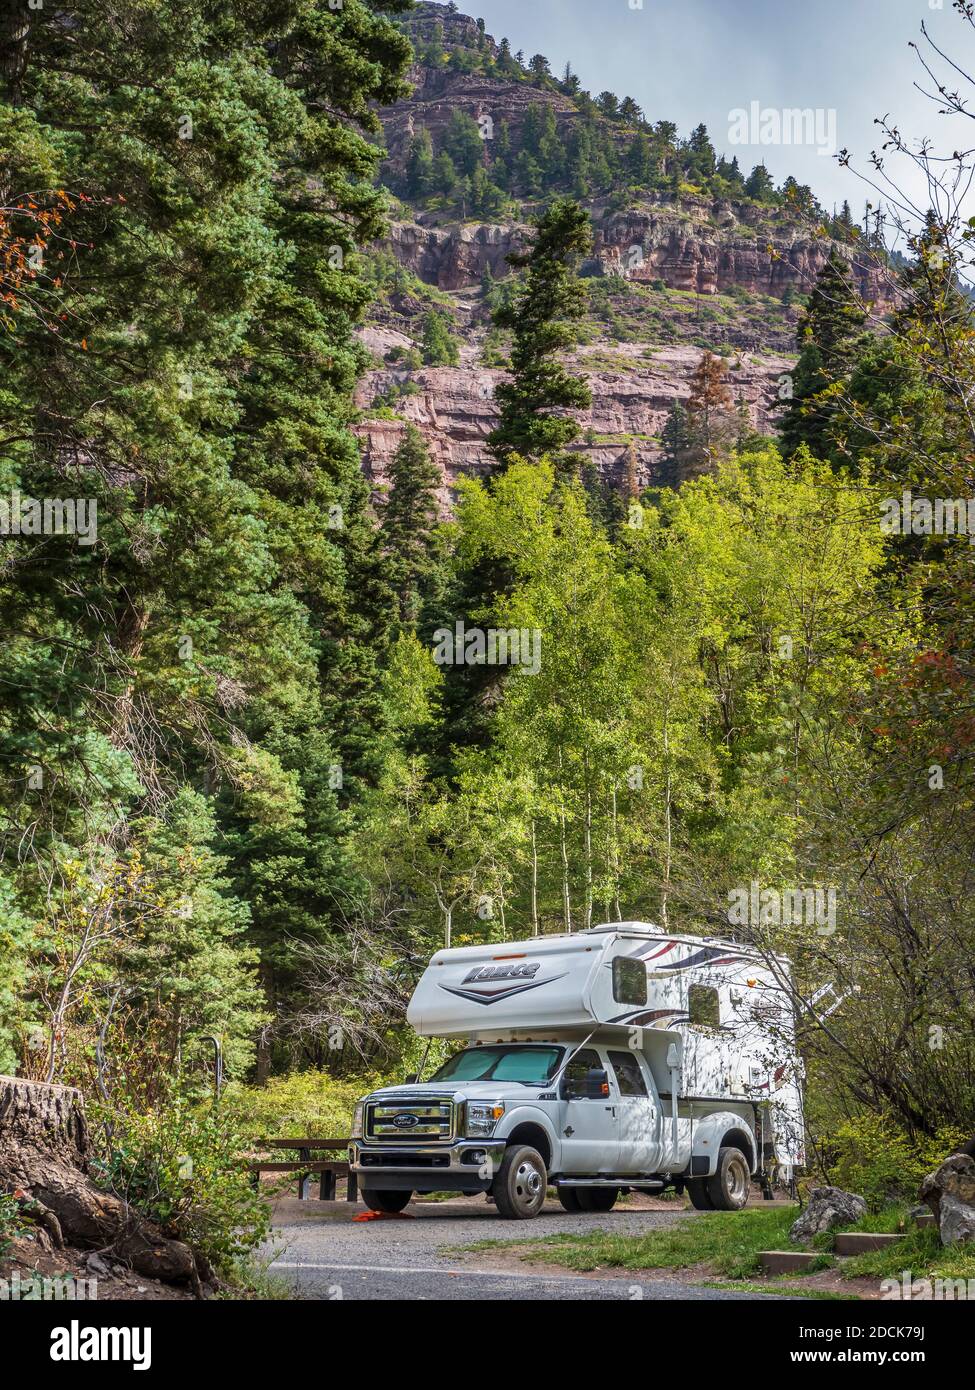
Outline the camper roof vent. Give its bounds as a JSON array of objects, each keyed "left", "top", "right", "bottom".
[{"left": 580, "top": 921, "right": 660, "bottom": 936}]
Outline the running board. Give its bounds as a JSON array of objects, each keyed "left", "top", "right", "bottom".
[{"left": 557, "top": 1177, "right": 664, "bottom": 1188}]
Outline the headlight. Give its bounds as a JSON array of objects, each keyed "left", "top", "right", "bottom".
[
  {"left": 351, "top": 1103, "right": 364, "bottom": 1138},
  {"left": 466, "top": 1101, "right": 505, "bottom": 1137}
]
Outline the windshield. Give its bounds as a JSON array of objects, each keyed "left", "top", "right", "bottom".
[{"left": 429, "top": 1045, "right": 564, "bottom": 1085}]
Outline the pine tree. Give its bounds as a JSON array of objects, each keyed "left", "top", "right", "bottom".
[
  {"left": 444, "top": 108, "right": 485, "bottom": 178},
  {"left": 405, "top": 127, "right": 436, "bottom": 199},
  {"left": 681, "top": 352, "right": 736, "bottom": 481},
  {"left": 658, "top": 401, "right": 692, "bottom": 488},
  {"left": 894, "top": 211, "right": 969, "bottom": 336},
  {"left": 779, "top": 249, "right": 867, "bottom": 459},
  {"left": 745, "top": 163, "right": 775, "bottom": 200},
  {"left": 488, "top": 198, "right": 593, "bottom": 471},
  {"left": 421, "top": 308, "right": 460, "bottom": 366},
  {"left": 433, "top": 150, "right": 458, "bottom": 196},
  {"left": 0, "top": 0, "right": 415, "bottom": 1083},
  {"left": 686, "top": 123, "right": 717, "bottom": 180},
  {"left": 626, "top": 133, "right": 654, "bottom": 186},
  {"left": 384, "top": 425, "right": 445, "bottom": 630}
]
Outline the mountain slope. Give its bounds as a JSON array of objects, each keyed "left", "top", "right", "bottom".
[{"left": 355, "top": 1, "right": 890, "bottom": 499}]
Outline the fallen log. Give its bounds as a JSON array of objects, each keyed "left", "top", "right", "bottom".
[{"left": 0, "top": 1074, "right": 202, "bottom": 1289}]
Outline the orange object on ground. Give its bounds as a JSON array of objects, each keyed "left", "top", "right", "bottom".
[{"left": 352, "top": 1209, "right": 415, "bottom": 1222}]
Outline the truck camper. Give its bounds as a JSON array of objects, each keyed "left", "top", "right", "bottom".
[{"left": 350, "top": 923, "right": 805, "bottom": 1219}]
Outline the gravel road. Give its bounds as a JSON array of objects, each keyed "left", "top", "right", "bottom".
[{"left": 265, "top": 1194, "right": 787, "bottom": 1301}]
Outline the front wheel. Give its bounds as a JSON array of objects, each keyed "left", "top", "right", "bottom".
[
  {"left": 360, "top": 1188, "right": 413, "bottom": 1214},
  {"left": 707, "top": 1147, "right": 751, "bottom": 1211},
  {"left": 557, "top": 1185, "right": 583, "bottom": 1213},
  {"left": 491, "top": 1145, "right": 547, "bottom": 1219}
]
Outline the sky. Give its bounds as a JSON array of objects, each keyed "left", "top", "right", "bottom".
[{"left": 436, "top": 0, "right": 972, "bottom": 230}]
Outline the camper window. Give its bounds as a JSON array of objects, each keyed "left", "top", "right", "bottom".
[
  {"left": 608, "top": 1050, "right": 648, "bottom": 1097},
  {"left": 612, "top": 955, "right": 648, "bottom": 1006},
  {"left": 689, "top": 983, "right": 721, "bottom": 1029}
]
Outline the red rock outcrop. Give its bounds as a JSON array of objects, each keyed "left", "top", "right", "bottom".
[{"left": 355, "top": 345, "right": 794, "bottom": 504}]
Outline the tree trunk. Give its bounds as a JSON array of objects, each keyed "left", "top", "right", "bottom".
[
  {"left": 529, "top": 819, "right": 539, "bottom": 936},
  {"left": 0, "top": 1, "right": 31, "bottom": 106},
  {"left": 0, "top": 1075, "right": 201, "bottom": 1288}
]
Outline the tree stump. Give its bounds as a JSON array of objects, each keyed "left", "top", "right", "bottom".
[{"left": 0, "top": 1074, "right": 199, "bottom": 1286}]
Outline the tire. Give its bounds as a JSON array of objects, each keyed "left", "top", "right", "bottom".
[
  {"left": 491, "top": 1145, "right": 547, "bottom": 1220},
  {"left": 706, "top": 1146, "right": 751, "bottom": 1211},
  {"left": 557, "top": 1186, "right": 583, "bottom": 1213},
  {"left": 360, "top": 1188, "right": 413, "bottom": 1214},
  {"left": 686, "top": 1178, "right": 716, "bottom": 1210},
  {"left": 576, "top": 1186, "right": 619, "bottom": 1213}
]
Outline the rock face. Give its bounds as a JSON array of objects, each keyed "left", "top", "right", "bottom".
[
  {"left": 383, "top": 204, "right": 894, "bottom": 310},
  {"left": 588, "top": 205, "right": 894, "bottom": 307},
  {"left": 920, "top": 1153, "right": 975, "bottom": 1245},
  {"left": 355, "top": 344, "right": 794, "bottom": 500},
  {"left": 386, "top": 218, "right": 527, "bottom": 293},
  {"left": 359, "top": 1, "right": 897, "bottom": 503},
  {"left": 376, "top": 4, "right": 897, "bottom": 311},
  {"left": 789, "top": 1186, "right": 868, "bottom": 1245},
  {"left": 0, "top": 1074, "right": 200, "bottom": 1287}
]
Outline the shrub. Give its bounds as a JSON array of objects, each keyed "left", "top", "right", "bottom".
[
  {"left": 0, "top": 1191, "right": 25, "bottom": 1255},
  {"left": 827, "top": 1114, "right": 969, "bottom": 1208},
  {"left": 226, "top": 1070, "right": 387, "bottom": 1139},
  {"left": 91, "top": 1099, "right": 270, "bottom": 1278}
]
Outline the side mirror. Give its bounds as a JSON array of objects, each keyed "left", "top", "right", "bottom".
[
  {"left": 585, "top": 1067, "right": 610, "bottom": 1099},
  {"left": 564, "top": 1067, "right": 610, "bottom": 1100},
  {"left": 404, "top": 1073, "right": 418, "bottom": 1085}
]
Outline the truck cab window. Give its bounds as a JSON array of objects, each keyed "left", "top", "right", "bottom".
[
  {"left": 607, "top": 1050, "right": 648, "bottom": 1097},
  {"left": 560, "top": 1048, "right": 606, "bottom": 1100},
  {"left": 612, "top": 955, "right": 648, "bottom": 1006},
  {"left": 689, "top": 983, "right": 721, "bottom": 1029}
]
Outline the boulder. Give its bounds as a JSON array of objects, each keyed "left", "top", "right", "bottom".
[
  {"left": 938, "top": 1194, "right": 975, "bottom": 1246},
  {"left": 919, "top": 1153, "right": 975, "bottom": 1221},
  {"left": 919, "top": 1153, "right": 975, "bottom": 1245},
  {"left": 789, "top": 1187, "right": 867, "bottom": 1245}
]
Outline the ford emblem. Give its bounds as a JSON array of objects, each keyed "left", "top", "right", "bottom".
[{"left": 393, "top": 1113, "right": 418, "bottom": 1128}]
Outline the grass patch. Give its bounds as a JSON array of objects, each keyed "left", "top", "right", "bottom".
[
  {"left": 699, "top": 1280, "right": 855, "bottom": 1300},
  {"left": 459, "top": 1207, "right": 813, "bottom": 1280},
  {"left": 838, "top": 1225, "right": 975, "bottom": 1283},
  {"left": 455, "top": 1201, "right": 975, "bottom": 1295}
]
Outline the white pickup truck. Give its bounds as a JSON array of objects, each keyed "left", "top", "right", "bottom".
[{"left": 350, "top": 924, "right": 805, "bottom": 1219}]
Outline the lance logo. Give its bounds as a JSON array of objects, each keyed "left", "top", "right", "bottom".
[{"left": 440, "top": 960, "right": 565, "bottom": 1005}]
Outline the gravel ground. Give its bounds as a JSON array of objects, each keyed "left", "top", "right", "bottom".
[{"left": 264, "top": 1193, "right": 788, "bottom": 1302}]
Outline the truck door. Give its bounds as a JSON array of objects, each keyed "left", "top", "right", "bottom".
[
  {"left": 559, "top": 1047, "right": 621, "bottom": 1173},
  {"left": 607, "top": 1049, "right": 663, "bottom": 1175}
]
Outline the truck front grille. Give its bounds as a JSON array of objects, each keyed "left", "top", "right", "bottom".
[{"left": 365, "top": 1098, "right": 454, "bottom": 1142}]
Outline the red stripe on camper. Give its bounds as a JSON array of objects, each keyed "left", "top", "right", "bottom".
[{"left": 643, "top": 940, "right": 679, "bottom": 961}]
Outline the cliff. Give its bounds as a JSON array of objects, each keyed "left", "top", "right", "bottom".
[{"left": 355, "top": 1, "right": 893, "bottom": 498}]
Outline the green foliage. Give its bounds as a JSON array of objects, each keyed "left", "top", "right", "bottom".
[
  {"left": 421, "top": 308, "right": 460, "bottom": 366},
  {"left": 91, "top": 1098, "right": 271, "bottom": 1277},
  {"left": 226, "top": 1071, "right": 386, "bottom": 1140},
  {"left": 0, "top": 1192, "right": 26, "bottom": 1255},
  {"left": 383, "top": 425, "right": 448, "bottom": 630},
  {"left": 779, "top": 250, "right": 868, "bottom": 461},
  {"left": 827, "top": 1115, "right": 969, "bottom": 1208},
  {"left": 0, "top": 0, "right": 414, "bottom": 1088},
  {"left": 489, "top": 199, "right": 593, "bottom": 469}
]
